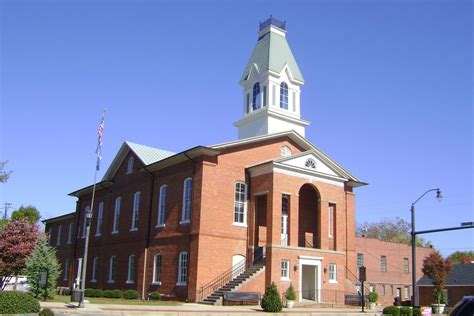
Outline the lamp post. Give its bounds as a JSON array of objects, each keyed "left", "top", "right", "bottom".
[
  {"left": 411, "top": 188, "right": 442, "bottom": 307},
  {"left": 78, "top": 206, "right": 93, "bottom": 308}
]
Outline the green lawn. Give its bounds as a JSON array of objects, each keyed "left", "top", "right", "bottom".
[{"left": 51, "top": 295, "right": 182, "bottom": 306}]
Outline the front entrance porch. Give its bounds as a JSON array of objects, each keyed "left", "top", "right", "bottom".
[{"left": 299, "top": 256, "right": 322, "bottom": 303}]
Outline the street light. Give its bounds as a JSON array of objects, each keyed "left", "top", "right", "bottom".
[{"left": 411, "top": 188, "right": 442, "bottom": 307}]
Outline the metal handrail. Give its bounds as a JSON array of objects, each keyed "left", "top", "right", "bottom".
[
  {"left": 345, "top": 266, "right": 388, "bottom": 306},
  {"left": 199, "top": 252, "right": 264, "bottom": 302}
]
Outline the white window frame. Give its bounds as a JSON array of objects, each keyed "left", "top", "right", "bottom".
[
  {"left": 176, "top": 251, "right": 188, "bottom": 285},
  {"left": 95, "top": 202, "right": 103, "bottom": 236},
  {"left": 63, "top": 258, "right": 69, "bottom": 281},
  {"left": 127, "top": 156, "right": 134, "bottom": 174},
  {"left": 131, "top": 192, "right": 140, "bottom": 231},
  {"left": 381, "top": 255, "right": 387, "bottom": 272},
  {"left": 108, "top": 256, "right": 116, "bottom": 283},
  {"left": 404, "top": 286, "right": 410, "bottom": 299},
  {"left": 112, "top": 197, "right": 121, "bottom": 234},
  {"left": 381, "top": 284, "right": 386, "bottom": 296},
  {"left": 156, "top": 185, "right": 167, "bottom": 227},
  {"left": 180, "top": 178, "right": 192, "bottom": 224},
  {"left": 67, "top": 222, "right": 73, "bottom": 244},
  {"left": 403, "top": 258, "right": 409, "bottom": 273},
  {"left": 281, "top": 260, "right": 290, "bottom": 280},
  {"left": 233, "top": 182, "right": 247, "bottom": 227},
  {"left": 328, "top": 263, "right": 337, "bottom": 283},
  {"left": 280, "top": 146, "right": 292, "bottom": 157},
  {"left": 91, "top": 257, "right": 98, "bottom": 282},
  {"left": 57, "top": 225, "right": 62, "bottom": 245},
  {"left": 153, "top": 253, "right": 162, "bottom": 285},
  {"left": 281, "top": 194, "right": 289, "bottom": 246},
  {"left": 127, "top": 255, "right": 135, "bottom": 284},
  {"left": 82, "top": 206, "right": 90, "bottom": 238}
]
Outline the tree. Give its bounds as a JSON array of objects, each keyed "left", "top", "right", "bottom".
[
  {"left": 447, "top": 251, "right": 474, "bottom": 264},
  {"left": 0, "top": 161, "right": 12, "bottom": 183},
  {"left": 422, "top": 251, "right": 453, "bottom": 304},
  {"left": 25, "top": 236, "right": 60, "bottom": 300},
  {"left": 11, "top": 205, "right": 41, "bottom": 224},
  {"left": 261, "top": 282, "right": 283, "bottom": 312},
  {"left": 0, "top": 219, "right": 40, "bottom": 290},
  {"left": 357, "top": 217, "right": 431, "bottom": 247}
]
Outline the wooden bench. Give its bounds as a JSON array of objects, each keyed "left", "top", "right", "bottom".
[{"left": 223, "top": 292, "right": 261, "bottom": 306}]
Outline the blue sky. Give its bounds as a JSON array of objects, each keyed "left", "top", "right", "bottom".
[{"left": 1, "top": 0, "right": 472, "bottom": 256}]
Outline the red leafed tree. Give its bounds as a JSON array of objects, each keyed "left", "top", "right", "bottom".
[
  {"left": 422, "top": 251, "right": 453, "bottom": 303},
  {"left": 0, "top": 219, "right": 40, "bottom": 290}
]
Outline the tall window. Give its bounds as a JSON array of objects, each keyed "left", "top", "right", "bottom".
[
  {"left": 157, "top": 185, "right": 167, "bottom": 227},
  {"left": 153, "top": 254, "right": 162, "bottom": 284},
  {"left": 112, "top": 197, "right": 121, "bottom": 233},
  {"left": 403, "top": 258, "right": 409, "bottom": 273},
  {"left": 281, "top": 195, "right": 289, "bottom": 246},
  {"left": 281, "top": 260, "right": 289, "bottom": 280},
  {"left": 57, "top": 225, "right": 62, "bottom": 245},
  {"left": 404, "top": 286, "right": 410, "bottom": 299},
  {"left": 63, "top": 259, "right": 69, "bottom": 281},
  {"left": 263, "top": 85, "right": 267, "bottom": 107},
  {"left": 177, "top": 251, "right": 188, "bottom": 285},
  {"left": 234, "top": 182, "right": 247, "bottom": 224},
  {"left": 357, "top": 253, "right": 363, "bottom": 268},
  {"left": 328, "top": 203, "right": 336, "bottom": 238},
  {"left": 181, "top": 178, "right": 192, "bottom": 223},
  {"left": 82, "top": 206, "right": 90, "bottom": 238},
  {"left": 381, "top": 255, "right": 387, "bottom": 272},
  {"left": 280, "top": 82, "right": 288, "bottom": 109},
  {"left": 381, "top": 284, "right": 386, "bottom": 296},
  {"left": 252, "top": 82, "right": 261, "bottom": 110},
  {"left": 391, "top": 285, "right": 394, "bottom": 296},
  {"left": 246, "top": 93, "right": 250, "bottom": 113},
  {"left": 131, "top": 192, "right": 140, "bottom": 230},
  {"left": 48, "top": 229, "right": 52, "bottom": 245},
  {"left": 328, "top": 263, "right": 337, "bottom": 282},
  {"left": 127, "top": 255, "right": 135, "bottom": 283},
  {"left": 96, "top": 202, "right": 103, "bottom": 236},
  {"left": 91, "top": 257, "right": 99, "bottom": 282},
  {"left": 108, "top": 256, "right": 117, "bottom": 282},
  {"left": 127, "top": 156, "right": 134, "bottom": 174},
  {"left": 67, "top": 222, "right": 73, "bottom": 244}
]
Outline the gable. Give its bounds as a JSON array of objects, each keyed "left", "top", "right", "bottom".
[{"left": 276, "top": 151, "right": 340, "bottom": 178}]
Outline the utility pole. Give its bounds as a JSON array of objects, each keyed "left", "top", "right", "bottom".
[{"left": 3, "top": 202, "right": 12, "bottom": 219}]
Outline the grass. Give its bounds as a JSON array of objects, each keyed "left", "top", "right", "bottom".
[{"left": 51, "top": 295, "right": 182, "bottom": 306}]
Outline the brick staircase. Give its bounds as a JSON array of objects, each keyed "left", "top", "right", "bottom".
[{"left": 199, "top": 260, "right": 265, "bottom": 305}]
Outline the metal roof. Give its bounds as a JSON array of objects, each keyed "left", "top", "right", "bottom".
[
  {"left": 125, "top": 141, "right": 175, "bottom": 166},
  {"left": 418, "top": 264, "right": 474, "bottom": 286}
]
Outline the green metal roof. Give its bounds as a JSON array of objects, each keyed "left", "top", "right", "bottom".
[
  {"left": 125, "top": 141, "right": 175, "bottom": 166},
  {"left": 241, "top": 30, "right": 304, "bottom": 82}
]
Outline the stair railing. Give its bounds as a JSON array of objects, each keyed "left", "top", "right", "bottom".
[
  {"left": 198, "top": 252, "right": 264, "bottom": 302},
  {"left": 345, "top": 265, "right": 388, "bottom": 306}
]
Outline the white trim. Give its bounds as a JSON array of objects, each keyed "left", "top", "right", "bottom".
[
  {"left": 181, "top": 178, "right": 192, "bottom": 223},
  {"left": 233, "top": 181, "right": 247, "bottom": 225},
  {"left": 179, "top": 220, "right": 190, "bottom": 225},
  {"left": 253, "top": 191, "right": 269, "bottom": 196},
  {"left": 126, "top": 156, "right": 134, "bottom": 174},
  {"left": 299, "top": 255, "right": 324, "bottom": 260},
  {"left": 95, "top": 201, "right": 104, "bottom": 236},
  {"left": 157, "top": 184, "right": 167, "bottom": 226},
  {"left": 177, "top": 251, "right": 188, "bottom": 286},
  {"left": 281, "top": 259, "right": 290, "bottom": 280},
  {"left": 129, "top": 228, "right": 138, "bottom": 232},
  {"left": 298, "top": 256, "right": 322, "bottom": 303},
  {"left": 127, "top": 255, "right": 135, "bottom": 284},
  {"left": 153, "top": 253, "right": 162, "bottom": 284},
  {"left": 131, "top": 191, "right": 140, "bottom": 230},
  {"left": 155, "top": 223, "right": 165, "bottom": 228},
  {"left": 108, "top": 256, "right": 116, "bottom": 283},
  {"left": 280, "top": 191, "right": 292, "bottom": 195},
  {"left": 232, "top": 222, "right": 248, "bottom": 228},
  {"left": 67, "top": 222, "right": 73, "bottom": 244}
]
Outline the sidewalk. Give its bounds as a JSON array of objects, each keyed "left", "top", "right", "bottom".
[{"left": 40, "top": 301, "right": 383, "bottom": 316}]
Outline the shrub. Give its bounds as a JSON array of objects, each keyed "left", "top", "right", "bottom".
[
  {"left": 94, "top": 289, "right": 104, "bottom": 297},
  {"left": 0, "top": 291, "right": 41, "bottom": 314},
  {"left": 104, "top": 289, "right": 122, "bottom": 299},
  {"left": 369, "top": 291, "right": 379, "bottom": 303},
  {"left": 412, "top": 307, "right": 420, "bottom": 316},
  {"left": 400, "top": 306, "right": 412, "bottom": 316},
  {"left": 433, "top": 288, "right": 447, "bottom": 304},
  {"left": 40, "top": 308, "right": 55, "bottom": 316},
  {"left": 63, "top": 288, "right": 71, "bottom": 295},
  {"left": 285, "top": 283, "right": 296, "bottom": 301},
  {"left": 383, "top": 306, "right": 401, "bottom": 315},
  {"left": 123, "top": 289, "right": 139, "bottom": 299},
  {"left": 261, "top": 282, "right": 283, "bottom": 312},
  {"left": 85, "top": 288, "right": 96, "bottom": 297},
  {"left": 149, "top": 291, "right": 161, "bottom": 301}
]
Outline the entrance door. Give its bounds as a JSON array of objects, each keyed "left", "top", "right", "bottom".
[
  {"left": 281, "top": 214, "right": 288, "bottom": 246},
  {"left": 301, "top": 265, "right": 318, "bottom": 301},
  {"left": 232, "top": 255, "right": 245, "bottom": 278}
]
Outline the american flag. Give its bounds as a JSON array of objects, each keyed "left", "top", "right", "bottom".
[{"left": 95, "top": 110, "right": 106, "bottom": 171}]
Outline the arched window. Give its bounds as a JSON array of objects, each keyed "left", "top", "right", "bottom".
[
  {"left": 108, "top": 256, "right": 116, "bottom": 283},
  {"left": 57, "top": 225, "right": 62, "bottom": 245},
  {"left": 280, "top": 146, "right": 292, "bottom": 157},
  {"left": 252, "top": 83, "right": 261, "bottom": 110},
  {"left": 63, "top": 258, "right": 69, "bottom": 281},
  {"left": 91, "top": 257, "right": 99, "bottom": 282},
  {"left": 112, "top": 197, "right": 121, "bottom": 233},
  {"left": 131, "top": 192, "right": 140, "bottom": 230},
  {"left": 177, "top": 251, "right": 188, "bottom": 285},
  {"left": 280, "top": 82, "right": 289, "bottom": 109},
  {"left": 127, "top": 156, "right": 134, "bottom": 174},
  {"left": 234, "top": 182, "right": 247, "bottom": 225},
  {"left": 67, "top": 222, "right": 73, "bottom": 244},
  {"left": 157, "top": 185, "right": 167, "bottom": 227},
  {"left": 82, "top": 206, "right": 90, "bottom": 238},
  {"left": 96, "top": 202, "right": 103, "bottom": 236},
  {"left": 153, "top": 253, "right": 162, "bottom": 284},
  {"left": 181, "top": 178, "right": 192, "bottom": 223},
  {"left": 127, "top": 255, "right": 135, "bottom": 283},
  {"left": 305, "top": 158, "right": 316, "bottom": 169}
]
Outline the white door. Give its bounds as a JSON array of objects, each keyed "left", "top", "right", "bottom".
[
  {"left": 232, "top": 255, "right": 245, "bottom": 278},
  {"left": 281, "top": 214, "right": 288, "bottom": 246}
]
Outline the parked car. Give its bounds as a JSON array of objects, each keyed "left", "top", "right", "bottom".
[{"left": 450, "top": 296, "right": 474, "bottom": 316}]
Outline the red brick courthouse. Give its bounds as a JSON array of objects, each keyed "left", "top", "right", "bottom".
[{"left": 44, "top": 18, "right": 432, "bottom": 305}]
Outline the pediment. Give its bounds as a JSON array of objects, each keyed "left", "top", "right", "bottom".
[{"left": 275, "top": 151, "right": 343, "bottom": 179}]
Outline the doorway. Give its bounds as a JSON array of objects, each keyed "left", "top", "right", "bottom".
[{"left": 299, "top": 257, "right": 322, "bottom": 303}]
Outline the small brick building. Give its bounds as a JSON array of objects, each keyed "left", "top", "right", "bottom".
[{"left": 43, "top": 17, "right": 433, "bottom": 305}]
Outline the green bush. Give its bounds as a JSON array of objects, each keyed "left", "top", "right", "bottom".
[
  {"left": 383, "top": 306, "right": 401, "bottom": 315},
  {"left": 412, "top": 307, "right": 420, "bottom": 316},
  {"left": 94, "top": 289, "right": 104, "bottom": 297},
  {"left": 84, "top": 288, "right": 104, "bottom": 298},
  {"left": 400, "top": 306, "right": 412, "bottom": 316},
  {"left": 149, "top": 291, "right": 161, "bottom": 301},
  {"left": 261, "top": 282, "right": 283, "bottom": 312},
  {"left": 369, "top": 291, "right": 379, "bottom": 303},
  {"left": 40, "top": 307, "right": 55, "bottom": 316},
  {"left": 104, "top": 289, "right": 122, "bottom": 299},
  {"left": 123, "top": 289, "right": 139, "bottom": 299},
  {"left": 63, "top": 288, "right": 71, "bottom": 295},
  {"left": 285, "top": 283, "right": 296, "bottom": 301},
  {"left": 0, "top": 291, "right": 41, "bottom": 314}
]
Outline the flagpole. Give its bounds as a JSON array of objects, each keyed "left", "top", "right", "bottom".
[{"left": 78, "top": 109, "right": 106, "bottom": 308}]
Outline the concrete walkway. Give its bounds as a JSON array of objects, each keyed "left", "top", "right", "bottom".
[{"left": 40, "top": 301, "right": 383, "bottom": 316}]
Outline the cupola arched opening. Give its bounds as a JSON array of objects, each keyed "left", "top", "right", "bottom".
[
  {"left": 252, "top": 82, "right": 261, "bottom": 110},
  {"left": 280, "top": 82, "right": 289, "bottom": 109}
]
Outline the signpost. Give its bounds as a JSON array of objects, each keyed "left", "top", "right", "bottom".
[{"left": 359, "top": 266, "right": 366, "bottom": 312}]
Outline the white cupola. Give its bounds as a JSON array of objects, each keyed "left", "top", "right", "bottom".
[{"left": 234, "top": 17, "right": 310, "bottom": 139}]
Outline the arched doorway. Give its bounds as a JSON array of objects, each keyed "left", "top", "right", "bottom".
[{"left": 298, "top": 184, "right": 320, "bottom": 248}]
